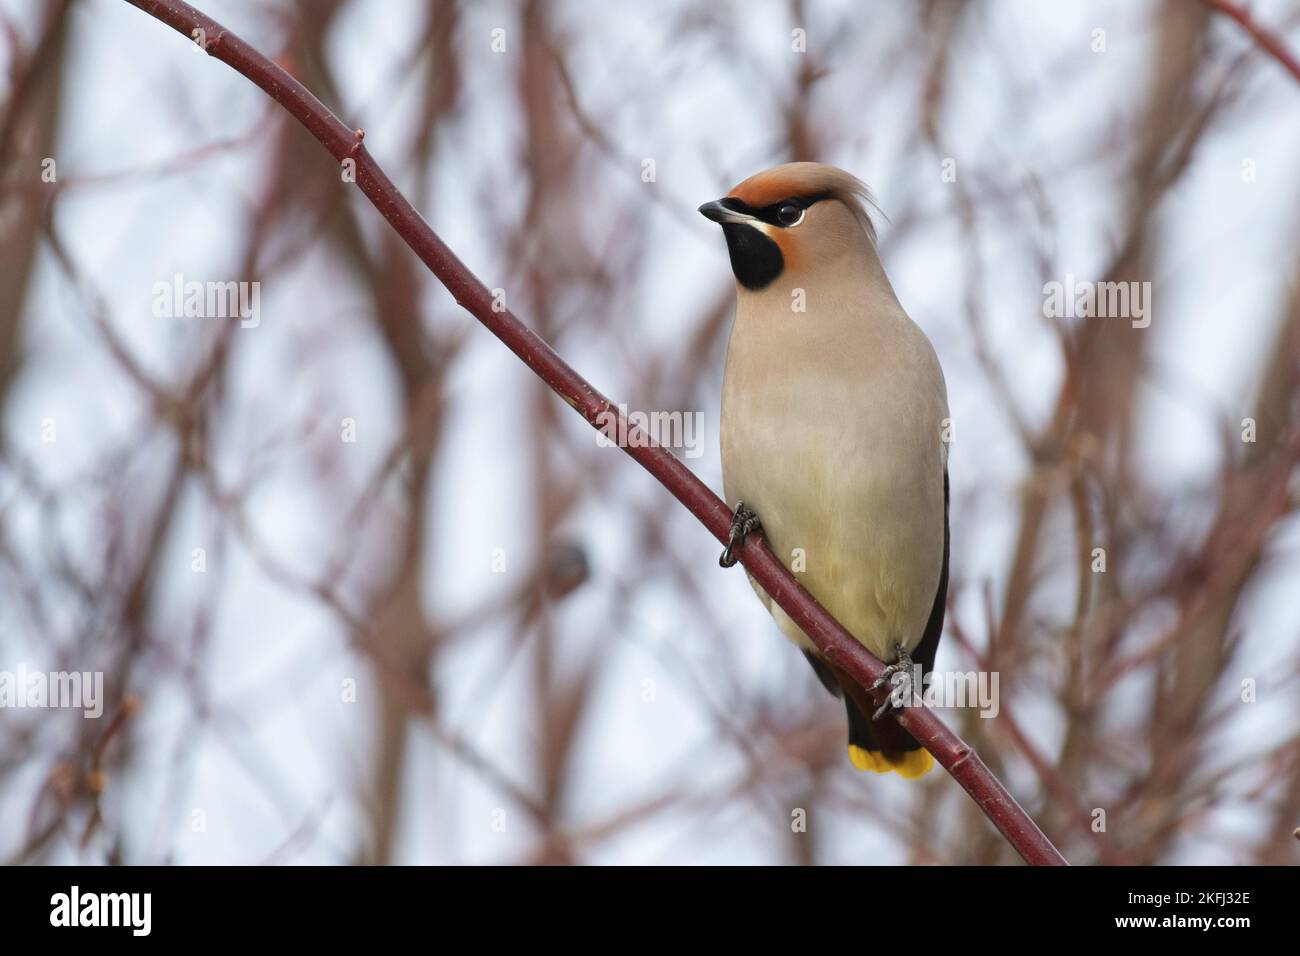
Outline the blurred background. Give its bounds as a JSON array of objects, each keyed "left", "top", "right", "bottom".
[{"left": 1, "top": 0, "right": 1299, "bottom": 865}]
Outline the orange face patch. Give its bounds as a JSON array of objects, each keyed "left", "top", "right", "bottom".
[{"left": 765, "top": 226, "right": 802, "bottom": 273}]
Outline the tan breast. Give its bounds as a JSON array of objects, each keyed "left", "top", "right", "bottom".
[{"left": 720, "top": 275, "right": 948, "bottom": 662}]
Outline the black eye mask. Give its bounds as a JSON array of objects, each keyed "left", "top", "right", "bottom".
[{"left": 718, "top": 192, "right": 830, "bottom": 228}]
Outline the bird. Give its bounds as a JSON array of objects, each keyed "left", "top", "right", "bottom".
[{"left": 699, "top": 162, "right": 950, "bottom": 779}]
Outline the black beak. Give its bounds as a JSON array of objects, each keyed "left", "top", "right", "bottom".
[{"left": 698, "top": 199, "right": 754, "bottom": 225}]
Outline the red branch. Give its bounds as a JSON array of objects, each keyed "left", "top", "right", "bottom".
[
  {"left": 121, "top": 0, "right": 1067, "bottom": 866},
  {"left": 1205, "top": 0, "right": 1300, "bottom": 84}
]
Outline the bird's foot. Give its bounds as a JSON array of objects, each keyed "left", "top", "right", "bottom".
[
  {"left": 719, "top": 501, "right": 762, "bottom": 568},
  {"left": 871, "top": 644, "right": 917, "bottom": 719}
]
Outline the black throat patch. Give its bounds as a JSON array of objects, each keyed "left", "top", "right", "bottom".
[{"left": 721, "top": 223, "right": 783, "bottom": 291}]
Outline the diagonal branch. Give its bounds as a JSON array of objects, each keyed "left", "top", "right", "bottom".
[
  {"left": 1205, "top": 0, "right": 1300, "bottom": 84},
  {"left": 119, "top": 0, "right": 1067, "bottom": 866}
]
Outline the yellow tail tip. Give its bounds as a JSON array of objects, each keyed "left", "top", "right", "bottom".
[
  {"left": 847, "top": 745, "right": 934, "bottom": 779},
  {"left": 847, "top": 744, "right": 889, "bottom": 773}
]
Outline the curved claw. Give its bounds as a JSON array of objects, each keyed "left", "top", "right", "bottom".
[
  {"left": 719, "top": 502, "right": 762, "bottom": 568},
  {"left": 870, "top": 645, "right": 916, "bottom": 718},
  {"left": 872, "top": 693, "right": 903, "bottom": 721}
]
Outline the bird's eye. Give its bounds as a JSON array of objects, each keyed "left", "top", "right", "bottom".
[{"left": 777, "top": 204, "right": 803, "bottom": 226}]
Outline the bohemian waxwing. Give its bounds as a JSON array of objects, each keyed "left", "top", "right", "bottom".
[{"left": 700, "top": 162, "right": 950, "bottom": 779}]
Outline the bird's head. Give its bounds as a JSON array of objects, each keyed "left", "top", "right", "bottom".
[{"left": 699, "top": 162, "right": 881, "bottom": 293}]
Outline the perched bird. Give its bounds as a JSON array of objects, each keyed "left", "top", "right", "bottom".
[{"left": 700, "top": 162, "right": 950, "bottom": 779}]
